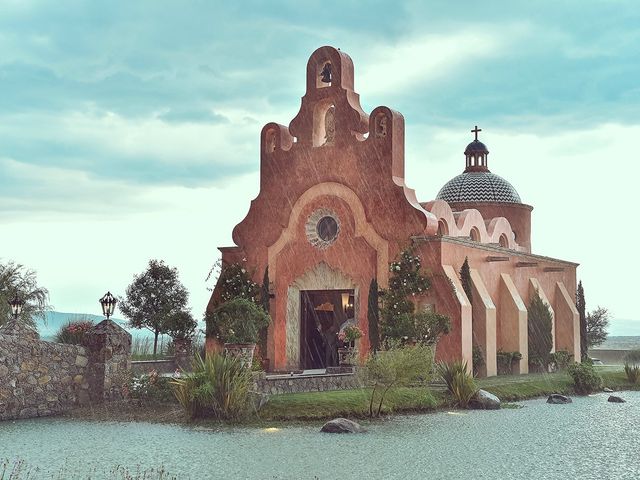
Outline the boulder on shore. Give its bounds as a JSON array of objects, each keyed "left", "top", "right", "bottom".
[
  {"left": 469, "top": 389, "right": 501, "bottom": 410},
  {"left": 320, "top": 418, "right": 366, "bottom": 434},
  {"left": 608, "top": 395, "right": 626, "bottom": 403},
  {"left": 547, "top": 394, "right": 572, "bottom": 404},
  {"left": 603, "top": 387, "right": 614, "bottom": 393}
]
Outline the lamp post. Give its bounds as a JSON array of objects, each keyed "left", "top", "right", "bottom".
[
  {"left": 99, "top": 291, "right": 117, "bottom": 320},
  {"left": 7, "top": 294, "right": 25, "bottom": 320}
]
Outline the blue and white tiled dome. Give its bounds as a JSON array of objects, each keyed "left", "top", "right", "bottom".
[
  {"left": 436, "top": 171, "right": 522, "bottom": 204},
  {"left": 436, "top": 127, "right": 522, "bottom": 204}
]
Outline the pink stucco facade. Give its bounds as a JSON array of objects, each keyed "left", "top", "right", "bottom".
[{"left": 208, "top": 46, "right": 580, "bottom": 375}]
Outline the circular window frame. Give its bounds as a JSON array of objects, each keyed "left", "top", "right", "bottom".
[{"left": 306, "top": 209, "right": 341, "bottom": 250}]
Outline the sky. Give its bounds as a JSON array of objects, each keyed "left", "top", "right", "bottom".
[{"left": 1, "top": 0, "right": 638, "bottom": 335}]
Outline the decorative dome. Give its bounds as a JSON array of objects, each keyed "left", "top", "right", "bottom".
[
  {"left": 436, "top": 126, "right": 522, "bottom": 204},
  {"left": 436, "top": 171, "right": 522, "bottom": 203},
  {"left": 464, "top": 140, "right": 488, "bottom": 155}
]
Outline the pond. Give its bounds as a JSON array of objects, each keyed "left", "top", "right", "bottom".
[{"left": 1, "top": 391, "right": 638, "bottom": 479}]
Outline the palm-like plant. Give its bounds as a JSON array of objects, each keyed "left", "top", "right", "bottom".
[
  {"left": 0, "top": 261, "right": 50, "bottom": 329},
  {"left": 436, "top": 360, "right": 478, "bottom": 408},
  {"left": 170, "top": 353, "right": 253, "bottom": 420}
]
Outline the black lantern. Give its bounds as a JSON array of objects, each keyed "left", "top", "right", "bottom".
[
  {"left": 7, "top": 294, "right": 25, "bottom": 319},
  {"left": 99, "top": 291, "right": 117, "bottom": 319}
]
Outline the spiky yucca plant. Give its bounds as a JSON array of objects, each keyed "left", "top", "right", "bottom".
[
  {"left": 436, "top": 360, "right": 478, "bottom": 408},
  {"left": 170, "top": 353, "right": 252, "bottom": 420}
]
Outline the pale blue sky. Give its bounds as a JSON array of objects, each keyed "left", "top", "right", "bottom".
[{"left": 1, "top": 1, "right": 638, "bottom": 334}]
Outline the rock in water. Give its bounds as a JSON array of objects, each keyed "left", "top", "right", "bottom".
[
  {"left": 320, "top": 418, "right": 366, "bottom": 434},
  {"left": 603, "top": 388, "right": 614, "bottom": 393},
  {"left": 608, "top": 395, "right": 626, "bottom": 403},
  {"left": 469, "top": 389, "right": 501, "bottom": 410},
  {"left": 547, "top": 394, "right": 572, "bottom": 404}
]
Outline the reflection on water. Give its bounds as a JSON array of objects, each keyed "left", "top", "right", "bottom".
[{"left": 1, "top": 391, "right": 638, "bottom": 480}]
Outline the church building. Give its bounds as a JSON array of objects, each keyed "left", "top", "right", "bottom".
[{"left": 208, "top": 46, "right": 580, "bottom": 376}]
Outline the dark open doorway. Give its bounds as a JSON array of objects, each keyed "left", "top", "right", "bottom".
[{"left": 300, "top": 289, "right": 354, "bottom": 370}]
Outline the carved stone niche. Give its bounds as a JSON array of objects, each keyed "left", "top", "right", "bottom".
[
  {"left": 265, "top": 128, "right": 277, "bottom": 154},
  {"left": 313, "top": 100, "right": 336, "bottom": 147},
  {"left": 374, "top": 112, "right": 388, "bottom": 138}
]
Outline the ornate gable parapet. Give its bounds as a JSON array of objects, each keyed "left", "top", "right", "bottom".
[{"left": 289, "top": 46, "right": 369, "bottom": 148}]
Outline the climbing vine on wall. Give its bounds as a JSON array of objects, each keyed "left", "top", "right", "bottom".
[{"left": 379, "top": 248, "right": 450, "bottom": 345}]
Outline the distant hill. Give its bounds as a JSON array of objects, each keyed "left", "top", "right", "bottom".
[
  {"left": 38, "top": 311, "right": 205, "bottom": 344},
  {"left": 595, "top": 336, "right": 640, "bottom": 350},
  {"left": 40, "top": 311, "right": 159, "bottom": 341}
]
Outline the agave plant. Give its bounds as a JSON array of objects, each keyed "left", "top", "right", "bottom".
[
  {"left": 624, "top": 363, "right": 640, "bottom": 384},
  {"left": 436, "top": 360, "right": 478, "bottom": 408},
  {"left": 170, "top": 352, "right": 253, "bottom": 420}
]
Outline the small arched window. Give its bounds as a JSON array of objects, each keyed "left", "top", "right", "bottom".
[
  {"left": 499, "top": 234, "right": 509, "bottom": 248},
  {"left": 437, "top": 220, "right": 448, "bottom": 236},
  {"left": 470, "top": 227, "right": 480, "bottom": 242}
]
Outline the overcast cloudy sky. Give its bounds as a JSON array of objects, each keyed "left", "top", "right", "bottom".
[{"left": 1, "top": 1, "right": 638, "bottom": 334}]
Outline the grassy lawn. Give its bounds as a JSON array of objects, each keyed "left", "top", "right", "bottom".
[
  {"left": 259, "top": 367, "right": 639, "bottom": 420},
  {"left": 259, "top": 387, "right": 443, "bottom": 421}
]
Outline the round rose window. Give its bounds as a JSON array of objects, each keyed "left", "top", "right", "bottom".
[{"left": 306, "top": 209, "right": 340, "bottom": 249}]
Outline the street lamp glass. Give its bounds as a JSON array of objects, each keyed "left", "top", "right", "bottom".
[
  {"left": 99, "top": 291, "right": 117, "bottom": 319},
  {"left": 8, "top": 294, "right": 25, "bottom": 318}
]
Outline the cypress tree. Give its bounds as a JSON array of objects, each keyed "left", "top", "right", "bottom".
[
  {"left": 367, "top": 278, "right": 380, "bottom": 353},
  {"left": 258, "top": 267, "right": 270, "bottom": 361},
  {"left": 459, "top": 257, "right": 473, "bottom": 304},
  {"left": 576, "top": 281, "right": 587, "bottom": 361},
  {"left": 528, "top": 290, "right": 553, "bottom": 369}
]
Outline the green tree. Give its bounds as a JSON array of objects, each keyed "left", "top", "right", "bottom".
[
  {"left": 367, "top": 278, "right": 380, "bottom": 353},
  {"left": 576, "top": 281, "right": 587, "bottom": 361},
  {"left": 119, "top": 259, "right": 190, "bottom": 356},
  {"left": 164, "top": 311, "right": 197, "bottom": 341},
  {"left": 359, "top": 344, "right": 433, "bottom": 417},
  {"left": 586, "top": 306, "right": 609, "bottom": 347},
  {"left": 527, "top": 290, "right": 553, "bottom": 369},
  {"left": 380, "top": 248, "right": 431, "bottom": 343},
  {"left": 0, "top": 261, "right": 50, "bottom": 329},
  {"left": 459, "top": 257, "right": 473, "bottom": 304}
]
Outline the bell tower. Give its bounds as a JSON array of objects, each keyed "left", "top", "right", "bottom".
[{"left": 289, "top": 46, "right": 369, "bottom": 148}]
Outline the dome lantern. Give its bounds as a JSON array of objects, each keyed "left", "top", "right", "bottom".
[
  {"left": 464, "top": 125, "right": 489, "bottom": 172},
  {"left": 436, "top": 126, "right": 522, "bottom": 204}
]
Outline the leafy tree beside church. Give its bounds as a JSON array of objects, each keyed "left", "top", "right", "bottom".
[
  {"left": 119, "top": 259, "right": 192, "bottom": 356},
  {"left": 379, "top": 248, "right": 450, "bottom": 346}
]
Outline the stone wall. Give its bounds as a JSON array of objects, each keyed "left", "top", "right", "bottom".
[
  {"left": 254, "top": 372, "right": 359, "bottom": 395},
  {"left": 0, "top": 318, "right": 131, "bottom": 421},
  {"left": 0, "top": 320, "right": 90, "bottom": 420}
]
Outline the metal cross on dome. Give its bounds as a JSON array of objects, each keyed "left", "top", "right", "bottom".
[{"left": 471, "top": 125, "right": 482, "bottom": 141}]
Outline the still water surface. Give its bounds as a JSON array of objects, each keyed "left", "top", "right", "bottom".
[{"left": 1, "top": 391, "right": 638, "bottom": 479}]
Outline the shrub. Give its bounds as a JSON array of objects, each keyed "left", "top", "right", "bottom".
[
  {"left": 568, "top": 361, "right": 602, "bottom": 394},
  {"left": 624, "top": 363, "right": 640, "bottom": 384},
  {"left": 623, "top": 350, "right": 640, "bottom": 384},
  {"left": 549, "top": 350, "right": 573, "bottom": 372},
  {"left": 358, "top": 344, "right": 433, "bottom": 417},
  {"left": 170, "top": 353, "right": 252, "bottom": 420},
  {"left": 436, "top": 360, "right": 477, "bottom": 408},
  {"left": 54, "top": 320, "right": 94, "bottom": 344},
  {"left": 496, "top": 350, "right": 522, "bottom": 375},
  {"left": 126, "top": 370, "right": 176, "bottom": 404},
  {"left": 207, "top": 298, "right": 270, "bottom": 344},
  {"left": 472, "top": 345, "right": 485, "bottom": 375}
]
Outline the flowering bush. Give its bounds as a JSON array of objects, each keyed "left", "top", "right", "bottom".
[
  {"left": 379, "top": 248, "right": 448, "bottom": 345},
  {"left": 208, "top": 260, "right": 260, "bottom": 305},
  {"left": 125, "top": 369, "right": 176, "bottom": 404},
  {"left": 54, "top": 320, "right": 94, "bottom": 345},
  {"left": 338, "top": 325, "right": 363, "bottom": 343}
]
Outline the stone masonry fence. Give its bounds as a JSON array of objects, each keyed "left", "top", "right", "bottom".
[{"left": 0, "top": 318, "right": 131, "bottom": 421}]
